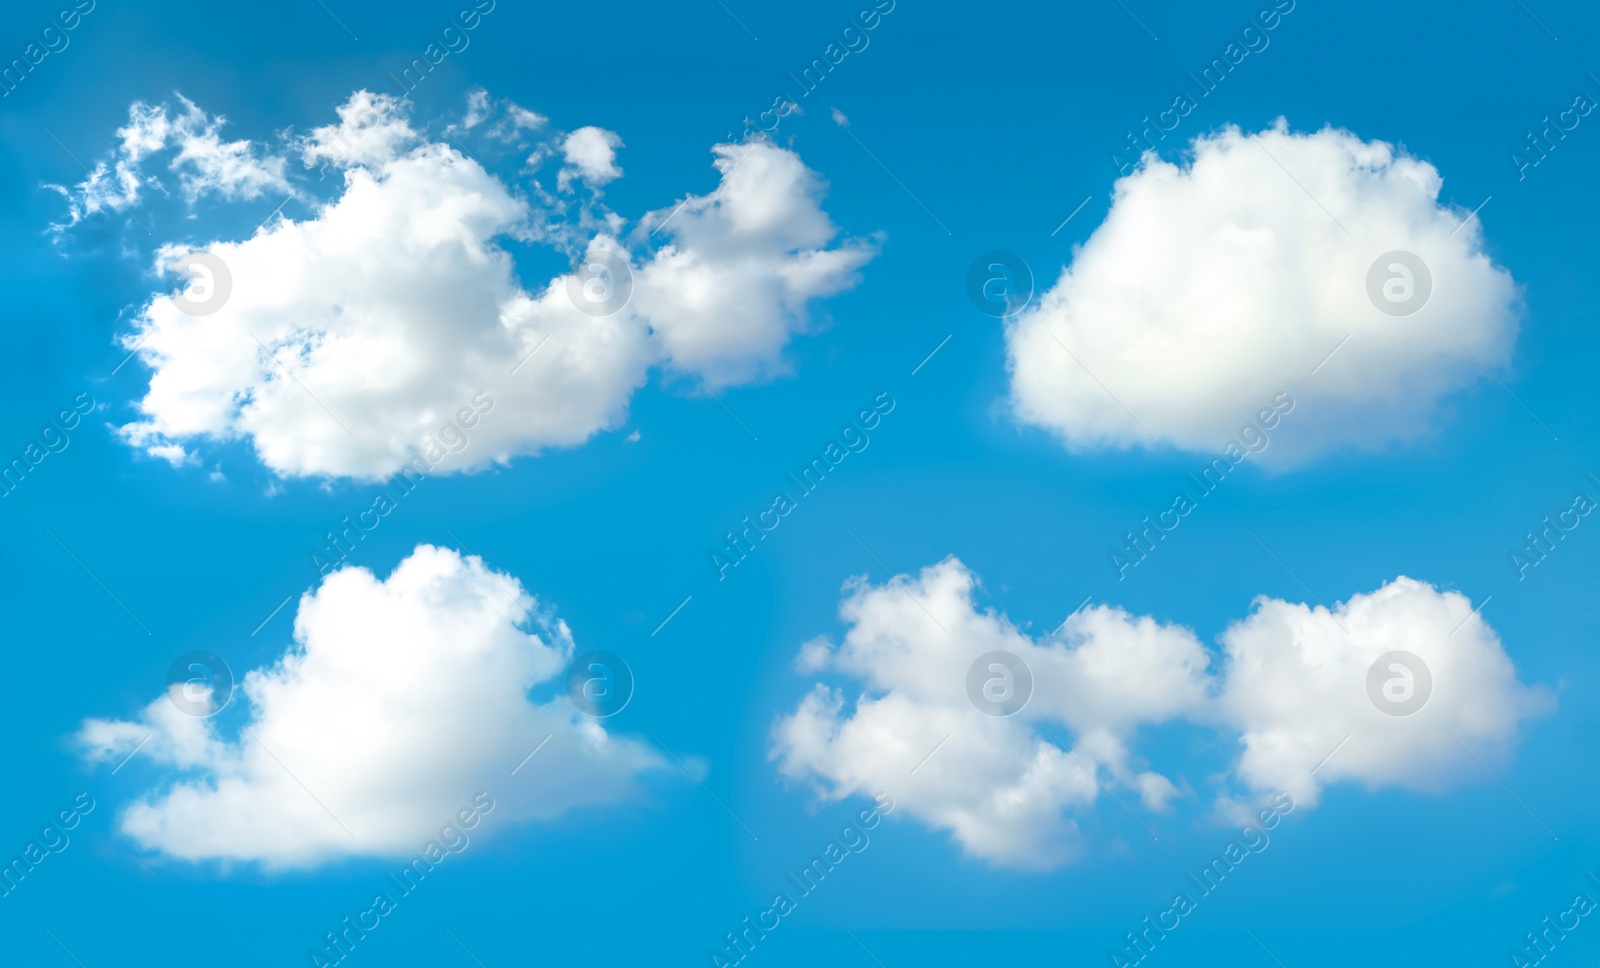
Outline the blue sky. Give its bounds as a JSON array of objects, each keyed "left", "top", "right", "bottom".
[{"left": 3, "top": 0, "right": 1600, "bottom": 965}]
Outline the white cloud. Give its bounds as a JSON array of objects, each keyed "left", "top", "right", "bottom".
[
  {"left": 52, "top": 159, "right": 144, "bottom": 225},
  {"left": 115, "top": 93, "right": 875, "bottom": 480},
  {"left": 462, "top": 88, "right": 491, "bottom": 130},
  {"left": 1215, "top": 576, "right": 1554, "bottom": 811},
  {"left": 51, "top": 95, "right": 290, "bottom": 227},
  {"left": 636, "top": 142, "right": 877, "bottom": 387},
  {"left": 163, "top": 98, "right": 292, "bottom": 202},
  {"left": 771, "top": 557, "right": 1211, "bottom": 870},
  {"left": 505, "top": 106, "right": 547, "bottom": 132},
  {"left": 559, "top": 126, "right": 623, "bottom": 189},
  {"left": 78, "top": 544, "right": 666, "bottom": 867},
  {"left": 772, "top": 557, "right": 1550, "bottom": 870},
  {"left": 1007, "top": 120, "right": 1521, "bottom": 462},
  {"left": 300, "top": 90, "right": 420, "bottom": 171},
  {"left": 468, "top": 89, "right": 545, "bottom": 145},
  {"left": 119, "top": 140, "right": 650, "bottom": 480}
]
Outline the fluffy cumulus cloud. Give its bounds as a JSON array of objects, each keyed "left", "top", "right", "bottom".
[
  {"left": 637, "top": 142, "right": 876, "bottom": 387},
  {"left": 772, "top": 557, "right": 1550, "bottom": 870},
  {"left": 772, "top": 557, "right": 1212, "bottom": 870},
  {"left": 122, "top": 95, "right": 649, "bottom": 478},
  {"left": 78, "top": 545, "right": 666, "bottom": 867},
  {"left": 559, "top": 125, "right": 623, "bottom": 188},
  {"left": 51, "top": 95, "right": 290, "bottom": 227},
  {"left": 1215, "top": 577, "right": 1554, "bottom": 812},
  {"left": 95, "top": 91, "right": 874, "bottom": 479},
  {"left": 298, "top": 89, "right": 424, "bottom": 171},
  {"left": 1007, "top": 120, "right": 1522, "bottom": 461}
]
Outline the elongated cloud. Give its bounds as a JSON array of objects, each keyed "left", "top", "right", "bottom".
[
  {"left": 772, "top": 557, "right": 1550, "bottom": 870},
  {"left": 75, "top": 91, "right": 874, "bottom": 479}
]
